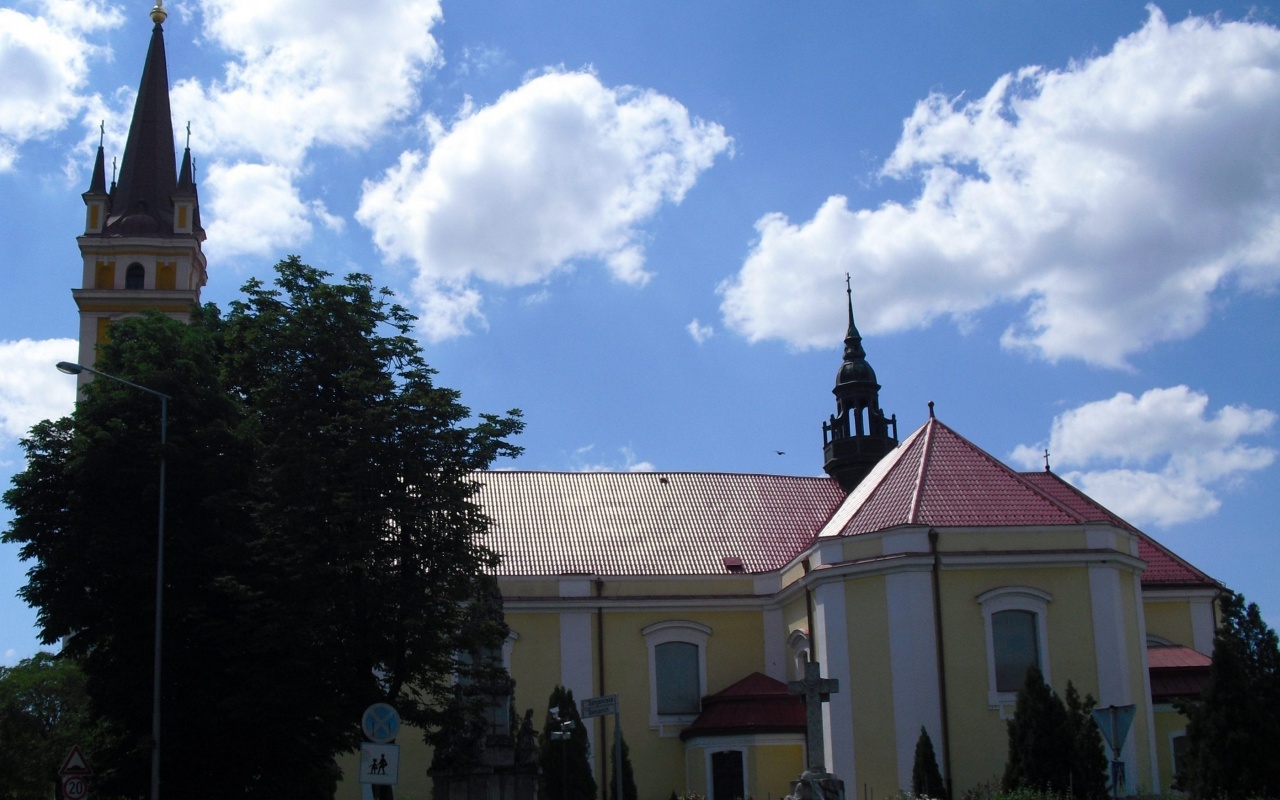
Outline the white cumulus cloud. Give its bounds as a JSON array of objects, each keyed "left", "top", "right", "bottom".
[
  {"left": 0, "top": 0, "right": 121, "bottom": 171},
  {"left": 1010, "top": 386, "right": 1277, "bottom": 527},
  {"left": 720, "top": 9, "right": 1280, "bottom": 367},
  {"left": 0, "top": 339, "right": 79, "bottom": 439},
  {"left": 165, "top": 0, "right": 444, "bottom": 256},
  {"left": 357, "top": 70, "right": 732, "bottom": 339}
]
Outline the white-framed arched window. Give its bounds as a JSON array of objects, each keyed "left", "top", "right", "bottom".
[
  {"left": 642, "top": 620, "right": 711, "bottom": 728},
  {"left": 978, "top": 586, "right": 1052, "bottom": 706},
  {"left": 787, "top": 629, "right": 810, "bottom": 681}
]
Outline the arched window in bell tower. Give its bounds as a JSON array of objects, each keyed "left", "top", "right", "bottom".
[{"left": 125, "top": 263, "right": 145, "bottom": 289}]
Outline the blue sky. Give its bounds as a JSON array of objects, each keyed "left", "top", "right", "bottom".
[{"left": 2, "top": 0, "right": 1278, "bottom": 664}]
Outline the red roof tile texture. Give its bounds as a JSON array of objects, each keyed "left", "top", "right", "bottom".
[
  {"left": 1148, "top": 645, "right": 1213, "bottom": 669},
  {"left": 475, "top": 471, "right": 845, "bottom": 576},
  {"left": 1148, "top": 645, "right": 1212, "bottom": 702},
  {"left": 830, "top": 419, "right": 1086, "bottom": 535},
  {"left": 680, "top": 672, "right": 805, "bottom": 740},
  {"left": 474, "top": 417, "right": 1215, "bottom": 588}
]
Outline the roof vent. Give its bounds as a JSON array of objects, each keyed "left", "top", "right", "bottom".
[{"left": 723, "top": 556, "right": 745, "bottom": 573}]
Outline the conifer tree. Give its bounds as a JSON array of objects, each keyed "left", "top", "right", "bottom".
[
  {"left": 1002, "top": 666, "right": 1070, "bottom": 795},
  {"left": 911, "top": 726, "right": 948, "bottom": 799},
  {"left": 540, "top": 686, "right": 597, "bottom": 800},
  {"left": 1177, "top": 591, "right": 1280, "bottom": 798},
  {"left": 609, "top": 727, "right": 638, "bottom": 800},
  {"left": 1063, "top": 682, "right": 1109, "bottom": 800}
]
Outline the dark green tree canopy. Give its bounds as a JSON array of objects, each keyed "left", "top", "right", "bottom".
[
  {"left": 539, "top": 685, "right": 597, "bottom": 800},
  {"left": 1177, "top": 591, "right": 1280, "bottom": 799},
  {"left": 609, "top": 727, "right": 638, "bottom": 800},
  {"left": 1002, "top": 667, "right": 1108, "bottom": 799},
  {"left": 911, "top": 726, "right": 947, "bottom": 800},
  {"left": 0, "top": 653, "right": 123, "bottom": 800},
  {"left": 4, "top": 257, "right": 523, "bottom": 799}
]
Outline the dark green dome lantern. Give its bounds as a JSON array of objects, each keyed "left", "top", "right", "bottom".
[{"left": 822, "top": 276, "right": 898, "bottom": 491}]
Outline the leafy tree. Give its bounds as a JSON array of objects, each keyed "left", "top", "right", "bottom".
[
  {"left": 608, "top": 727, "right": 638, "bottom": 800},
  {"left": 0, "top": 653, "right": 123, "bottom": 799},
  {"left": 911, "top": 726, "right": 948, "bottom": 799},
  {"left": 1177, "top": 591, "right": 1280, "bottom": 798},
  {"left": 540, "top": 686, "right": 596, "bottom": 800},
  {"left": 3, "top": 258, "right": 523, "bottom": 798}
]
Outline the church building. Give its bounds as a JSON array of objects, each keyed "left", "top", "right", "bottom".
[{"left": 75, "top": 7, "right": 1218, "bottom": 800}]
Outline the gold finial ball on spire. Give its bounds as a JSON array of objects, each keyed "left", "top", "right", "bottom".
[{"left": 150, "top": 0, "right": 168, "bottom": 24}]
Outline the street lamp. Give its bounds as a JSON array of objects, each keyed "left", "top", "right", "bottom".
[{"left": 57, "top": 361, "right": 169, "bottom": 800}]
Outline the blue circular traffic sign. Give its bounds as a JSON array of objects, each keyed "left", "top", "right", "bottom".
[{"left": 362, "top": 703, "right": 400, "bottom": 743}]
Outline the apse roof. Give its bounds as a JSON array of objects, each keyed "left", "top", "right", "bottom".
[{"left": 820, "top": 416, "right": 1088, "bottom": 536}]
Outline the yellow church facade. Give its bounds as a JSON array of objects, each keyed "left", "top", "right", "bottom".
[{"left": 467, "top": 415, "right": 1218, "bottom": 800}]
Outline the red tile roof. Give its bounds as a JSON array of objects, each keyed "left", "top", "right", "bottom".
[
  {"left": 1148, "top": 645, "right": 1212, "bottom": 702},
  {"left": 475, "top": 471, "right": 845, "bottom": 576},
  {"left": 1020, "top": 471, "right": 1216, "bottom": 587},
  {"left": 680, "top": 672, "right": 805, "bottom": 740},
  {"left": 474, "top": 418, "right": 1215, "bottom": 589},
  {"left": 1147, "top": 645, "right": 1212, "bottom": 669},
  {"left": 823, "top": 418, "right": 1087, "bottom": 536}
]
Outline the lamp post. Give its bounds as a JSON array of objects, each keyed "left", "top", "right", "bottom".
[{"left": 57, "top": 361, "right": 169, "bottom": 800}]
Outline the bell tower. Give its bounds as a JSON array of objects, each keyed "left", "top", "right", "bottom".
[
  {"left": 822, "top": 278, "right": 897, "bottom": 491},
  {"left": 72, "top": 1, "right": 206, "bottom": 386}
]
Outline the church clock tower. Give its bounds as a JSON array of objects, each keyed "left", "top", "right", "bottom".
[
  {"left": 72, "top": 1, "right": 206, "bottom": 386},
  {"left": 822, "top": 279, "right": 898, "bottom": 491}
]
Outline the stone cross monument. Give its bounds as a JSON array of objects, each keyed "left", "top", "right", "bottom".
[
  {"left": 786, "top": 661, "right": 846, "bottom": 800},
  {"left": 788, "top": 660, "right": 839, "bottom": 771}
]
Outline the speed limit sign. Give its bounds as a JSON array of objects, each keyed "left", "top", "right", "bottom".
[{"left": 61, "top": 775, "right": 88, "bottom": 800}]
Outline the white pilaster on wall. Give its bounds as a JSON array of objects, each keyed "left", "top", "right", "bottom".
[
  {"left": 764, "top": 607, "right": 786, "bottom": 681},
  {"left": 1132, "top": 569, "right": 1162, "bottom": 793},
  {"left": 1191, "top": 600, "right": 1216, "bottom": 656},
  {"left": 559, "top": 579, "right": 597, "bottom": 772},
  {"left": 1089, "top": 564, "right": 1137, "bottom": 793},
  {"left": 812, "top": 581, "right": 855, "bottom": 786},
  {"left": 886, "top": 570, "right": 943, "bottom": 792}
]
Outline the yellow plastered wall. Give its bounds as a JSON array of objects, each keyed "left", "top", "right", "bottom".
[
  {"left": 842, "top": 576, "right": 899, "bottom": 797},
  {"left": 1151, "top": 706, "right": 1187, "bottom": 793},
  {"left": 936, "top": 566, "right": 1100, "bottom": 793},
  {"left": 157, "top": 261, "right": 177, "bottom": 290},
  {"left": 508, "top": 611, "right": 562, "bottom": 720},
  {"left": 569, "top": 608, "right": 765, "bottom": 800},
  {"left": 95, "top": 318, "right": 111, "bottom": 347},
  {"left": 95, "top": 261, "right": 115, "bottom": 289},
  {"left": 1143, "top": 600, "right": 1197, "bottom": 648},
  {"left": 683, "top": 741, "right": 804, "bottom": 800},
  {"left": 754, "top": 743, "right": 804, "bottom": 800}
]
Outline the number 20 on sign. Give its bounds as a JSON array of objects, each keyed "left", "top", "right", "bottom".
[{"left": 62, "top": 775, "right": 88, "bottom": 800}]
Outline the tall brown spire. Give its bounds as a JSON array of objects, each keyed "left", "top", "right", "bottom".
[
  {"left": 107, "top": 13, "right": 177, "bottom": 233},
  {"left": 72, "top": 1, "right": 208, "bottom": 383}
]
